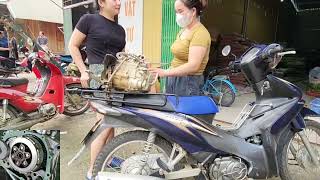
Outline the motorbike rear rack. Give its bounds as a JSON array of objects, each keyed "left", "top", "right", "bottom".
[
  {"left": 223, "top": 99, "right": 294, "bottom": 130},
  {"left": 66, "top": 87, "right": 177, "bottom": 107},
  {"left": 223, "top": 102, "right": 275, "bottom": 130}
]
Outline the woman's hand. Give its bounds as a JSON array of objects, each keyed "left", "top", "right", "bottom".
[
  {"left": 149, "top": 68, "right": 169, "bottom": 77},
  {"left": 80, "top": 71, "right": 90, "bottom": 88}
]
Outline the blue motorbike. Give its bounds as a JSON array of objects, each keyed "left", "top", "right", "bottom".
[{"left": 69, "top": 44, "right": 320, "bottom": 180}]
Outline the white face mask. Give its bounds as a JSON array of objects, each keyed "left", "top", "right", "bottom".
[{"left": 176, "top": 11, "right": 192, "bottom": 28}]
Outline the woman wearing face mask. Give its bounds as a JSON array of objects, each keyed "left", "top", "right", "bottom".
[{"left": 150, "top": 0, "right": 210, "bottom": 96}]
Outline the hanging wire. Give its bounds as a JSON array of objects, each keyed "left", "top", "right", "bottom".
[
  {"left": 48, "top": 0, "right": 63, "bottom": 10},
  {"left": 290, "top": 0, "right": 320, "bottom": 13}
]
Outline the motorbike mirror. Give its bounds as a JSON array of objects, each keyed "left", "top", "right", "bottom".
[{"left": 222, "top": 45, "right": 231, "bottom": 57}]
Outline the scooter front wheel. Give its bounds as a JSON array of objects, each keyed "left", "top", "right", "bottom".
[
  {"left": 279, "top": 120, "right": 320, "bottom": 180},
  {"left": 63, "top": 83, "right": 90, "bottom": 116}
]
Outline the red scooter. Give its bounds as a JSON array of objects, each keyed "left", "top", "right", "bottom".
[{"left": 0, "top": 43, "right": 89, "bottom": 130}]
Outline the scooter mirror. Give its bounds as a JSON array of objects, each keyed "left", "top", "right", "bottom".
[{"left": 222, "top": 45, "right": 231, "bottom": 57}]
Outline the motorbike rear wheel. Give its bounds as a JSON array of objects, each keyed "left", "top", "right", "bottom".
[
  {"left": 63, "top": 83, "right": 90, "bottom": 116},
  {"left": 279, "top": 120, "right": 320, "bottom": 180},
  {"left": 92, "top": 130, "right": 173, "bottom": 179}
]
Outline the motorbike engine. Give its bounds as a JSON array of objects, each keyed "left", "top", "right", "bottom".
[
  {"left": 209, "top": 157, "right": 247, "bottom": 180},
  {"left": 65, "top": 63, "right": 81, "bottom": 77},
  {"left": 39, "top": 104, "right": 57, "bottom": 117},
  {"left": 101, "top": 52, "right": 157, "bottom": 92},
  {"left": 0, "top": 130, "right": 60, "bottom": 180}
]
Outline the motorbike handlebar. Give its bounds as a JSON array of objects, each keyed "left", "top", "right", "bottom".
[
  {"left": 277, "top": 50, "right": 296, "bottom": 56},
  {"left": 260, "top": 47, "right": 283, "bottom": 59}
]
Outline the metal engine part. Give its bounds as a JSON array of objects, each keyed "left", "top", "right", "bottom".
[
  {"left": 101, "top": 52, "right": 157, "bottom": 92},
  {"left": 0, "top": 130, "right": 60, "bottom": 180},
  {"left": 209, "top": 157, "right": 248, "bottom": 180},
  {"left": 0, "top": 140, "right": 9, "bottom": 160},
  {"left": 121, "top": 153, "right": 164, "bottom": 175},
  {"left": 8, "top": 137, "right": 44, "bottom": 173},
  {"left": 39, "top": 103, "right": 57, "bottom": 117},
  {"left": 66, "top": 63, "right": 81, "bottom": 77}
]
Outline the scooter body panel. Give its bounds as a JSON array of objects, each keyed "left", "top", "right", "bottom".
[
  {"left": 76, "top": 44, "right": 312, "bottom": 180},
  {"left": 63, "top": 76, "right": 81, "bottom": 86},
  {"left": 34, "top": 61, "right": 65, "bottom": 113},
  {"left": 0, "top": 89, "right": 42, "bottom": 112},
  {"left": 0, "top": 53, "right": 66, "bottom": 113}
]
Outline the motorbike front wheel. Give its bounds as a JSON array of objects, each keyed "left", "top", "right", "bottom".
[
  {"left": 63, "top": 83, "right": 90, "bottom": 116},
  {"left": 92, "top": 130, "right": 174, "bottom": 179},
  {"left": 279, "top": 120, "right": 320, "bottom": 180}
]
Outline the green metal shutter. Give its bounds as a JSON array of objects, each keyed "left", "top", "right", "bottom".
[{"left": 161, "top": 0, "right": 180, "bottom": 91}]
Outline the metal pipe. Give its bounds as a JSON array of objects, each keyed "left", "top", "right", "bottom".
[
  {"left": 290, "top": 0, "right": 300, "bottom": 12},
  {"left": 63, "top": 0, "right": 95, "bottom": 10},
  {"left": 241, "top": 0, "right": 250, "bottom": 38},
  {"left": 274, "top": 3, "right": 280, "bottom": 42}
]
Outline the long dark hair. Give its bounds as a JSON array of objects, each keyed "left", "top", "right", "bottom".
[
  {"left": 178, "top": 0, "right": 207, "bottom": 16},
  {"left": 95, "top": 0, "right": 105, "bottom": 11}
]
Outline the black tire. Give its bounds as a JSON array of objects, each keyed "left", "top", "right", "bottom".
[
  {"left": 63, "top": 83, "right": 90, "bottom": 116},
  {"left": 92, "top": 130, "right": 173, "bottom": 178},
  {"left": 208, "top": 81, "right": 235, "bottom": 107},
  {"left": 0, "top": 105, "right": 19, "bottom": 128},
  {"left": 278, "top": 120, "right": 320, "bottom": 180}
]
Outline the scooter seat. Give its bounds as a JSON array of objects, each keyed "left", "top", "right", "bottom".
[
  {"left": 0, "top": 77, "right": 29, "bottom": 87},
  {"left": 119, "top": 94, "right": 219, "bottom": 115},
  {"left": 166, "top": 95, "right": 219, "bottom": 115}
]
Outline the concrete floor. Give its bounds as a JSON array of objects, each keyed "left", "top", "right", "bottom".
[{"left": 16, "top": 72, "right": 318, "bottom": 180}]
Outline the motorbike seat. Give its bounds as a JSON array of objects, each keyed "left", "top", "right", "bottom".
[
  {"left": 0, "top": 77, "right": 29, "bottom": 87},
  {"left": 119, "top": 94, "right": 219, "bottom": 115},
  {"left": 166, "top": 95, "right": 219, "bottom": 115}
]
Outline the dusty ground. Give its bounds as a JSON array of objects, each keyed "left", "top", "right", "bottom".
[{"left": 15, "top": 72, "right": 319, "bottom": 180}]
